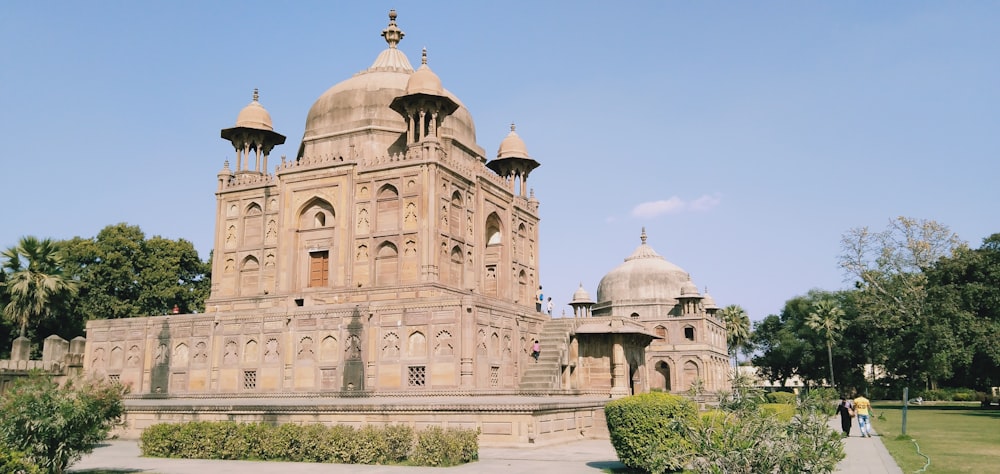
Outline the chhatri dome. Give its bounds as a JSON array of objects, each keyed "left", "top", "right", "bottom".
[
  {"left": 301, "top": 10, "right": 479, "bottom": 159},
  {"left": 234, "top": 88, "right": 275, "bottom": 131},
  {"left": 596, "top": 228, "right": 690, "bottom": 305}
]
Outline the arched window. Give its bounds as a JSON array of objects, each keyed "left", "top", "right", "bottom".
[
  {"left": 450, "top": 191, "right": 462, "bottom": 236},
  {"left": 376, "top": 184, "right": 400, "bottom": 232},
  {"left": 375, "top": 241, "right": 399, "bottom": 286},
  {"left": 483, "top": 212, "right": 503, "bottom": 297},
  {"left": 485, "top": 212, "right": 502, "bottom": 245},
  {"left": 243, "top": 202, "right": 264, "bottom": 246},
  {"left": 298, "top": 198, "right": 334, "bottom": 230},
  {"left": 450, "top": 245, "right": 463, "bottom": 287}
]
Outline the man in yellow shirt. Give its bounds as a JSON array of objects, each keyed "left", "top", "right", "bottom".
[{"left": 853, "top": 393, "right": 875, "bottom": 437}]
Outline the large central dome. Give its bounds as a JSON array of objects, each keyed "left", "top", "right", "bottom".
[{"left": 300, "top": 10, "right": 478, "bottom": 159}]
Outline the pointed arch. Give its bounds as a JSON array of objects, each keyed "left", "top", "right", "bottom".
[
  {"left": 297, "top": 197, "right": 335, "bottom": 230},
  {"left": 243, "top": 202, "right": 264, "bottom": 246},
  {"left": 377, "top": 183, "right": 399, "bottom": 199},
  {"left": 485, "top": 212, "right": 503, "bottom": 245},
  {"left": 449, "top": 245, "right": 463, "bottom": 287},
  {"left": 408, "top": 331, "right": 427, "bottom": 357},
  {"left": 517, "top": 223, "right": 527, "bottom": 263},
  {"left": 377, "top": 184, "right": 400, "bottom": 231},
  {"left": 655, "top": 360, "right": 672, "bottom": 391},
  {"left": 375, "top": 241, "right": 399, "bottom": 286},
  {"left": 245, "top": 202, "right": 262, "bottom": 215},
  {"left": 683, "top": 360, "right": 700, "bottom": 391},
  {"left": 484, "top": 212, "right": 503, "bottom": 297}
]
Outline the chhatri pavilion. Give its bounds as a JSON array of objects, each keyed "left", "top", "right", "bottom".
[{"left": 81, "top": 10, "right": 730, "bottom": 445}]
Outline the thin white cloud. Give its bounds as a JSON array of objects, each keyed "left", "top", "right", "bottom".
[{"left": 630, "top": 194, "right": 722, "bottom": 218}]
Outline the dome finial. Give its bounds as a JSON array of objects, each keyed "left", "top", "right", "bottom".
[
  {"left": 252, "top": 88, "right": 259, "bottom": 102},
  {"left": 510, "top": 122, "right": 516, "bottom": 132},
  {"left": 381, "top": 9, "right": 405, "bottom": 49},
  {"left": 421, "top": 47, "right": 427, "bottom": 65},
  {"left": 640, "top": 227, "right": 647, "bottom": 244}
]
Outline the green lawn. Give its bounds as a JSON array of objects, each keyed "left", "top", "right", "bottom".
[{"left": 873, "top": 402, "right": 1000, "bottom": 474}]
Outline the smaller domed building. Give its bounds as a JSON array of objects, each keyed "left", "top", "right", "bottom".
[{"left": 584, "top": 228, "right": 729, "bottom": 394}]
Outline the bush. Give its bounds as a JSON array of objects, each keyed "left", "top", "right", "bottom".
[
  {"left": 799, "top": 387, "right": 838, "bottom": 416},
  {"left": 139, "top": 421, "right": 470, "bottom": 466},
  {"left": 765, "top": 391, "right": 797, "bottom": 405},
  {"left": 0, "top": 374, "right": 126, "bottom": 474},
  {"left": 915, "top": 387, "right": 978, "bottom": 402},
  {"left": 0, "top": 447, "right": 40, "bottom": 474},
  {"left": 680, "top": 409, "right": 843, "bottom": 474},
  {"left": 605, "top": 392, "right": 698, "bottom": 473},
  {"left": 760, "top": 403, "right": 796, "bottom": 421},
  {"left": 410, "top": 426, "right": 479, "bottom": 466}
]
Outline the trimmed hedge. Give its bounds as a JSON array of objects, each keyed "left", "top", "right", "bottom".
[
  {"left": 765, "top": 391, "right": 797, "bottom": 405},
  {"left": 140, "top": 421, "right": 476, "bottom": 466},
  {"left": 605, "top": 392, "right": 698, "bottom": 473}
]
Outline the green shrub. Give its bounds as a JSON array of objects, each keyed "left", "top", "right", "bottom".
[
  {"left": 0, "top": 446, "right": 40, "bottom": 474},
  {"left": 681, "top": 409, "right": 843, "bottom": 474},
  {"left": 799, "top": 387, "right": 838, "bottom": 416},
  {"left": 410, "top": 426, "right": 479, "bottom": 466},
  {"left": 0, "top": 375, "right": 126, "bottom": 474},
  {"left": 382, "top": 424, "right": 415, "bottom": 463},
  {"left": 327, "top": 424, "right": 357, "bottom": 463},
  {"left": 765, "top": 391, "right": 797, "bottom": 405},
  {"left": 139, "top": 423, "right": 180, "bottom": 457},
  {"left": 916, "top": 387, "right": 978, "bottom": 402},
  {"left": 138, "top": 421, "right": 472, "bottom": 466},
  {"left": 760, "top": 403, "right": 796, "bottom": 421},
  {"left": 605, "top": 392, "right": 698, "bottom": 473}
]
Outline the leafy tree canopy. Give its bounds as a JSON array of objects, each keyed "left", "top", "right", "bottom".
[{"left": 60, "top": 223, "right": 210, "bottom": 321}]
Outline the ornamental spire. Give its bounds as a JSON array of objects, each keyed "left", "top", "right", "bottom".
[
  {"left": 640, "top": 227, "right": 647, "bottom": 245},
  {"left": 381, "top": 9, "right": 404, "bottom": 48},
  {"left": 252, "top": 88, "right": 259, "bottom": 102}
]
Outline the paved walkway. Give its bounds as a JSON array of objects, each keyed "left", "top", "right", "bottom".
[
  {"left": 828, "top": 415, "right": 904, "bottom": 474},
  {"left": 71, "top": 418, "right": 902, "bottom": 474}
]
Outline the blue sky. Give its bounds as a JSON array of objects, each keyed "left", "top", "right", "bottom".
[{"left": 3, "top": 2, "right": 998, "bottom": 322}]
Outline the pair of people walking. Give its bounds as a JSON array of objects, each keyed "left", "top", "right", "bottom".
[{"left": 837, "top": 393, "right": 875, "bottom": 437}]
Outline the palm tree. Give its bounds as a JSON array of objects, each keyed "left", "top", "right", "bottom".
[
  {"left": 1, "top": 236, "right": 78, "bottom": 338},
  {"left": 720, "top": 304, "right": 751, "bottom": 368},
  {"left": 806, "top": 299, "right": 845, "bottom": 387}
]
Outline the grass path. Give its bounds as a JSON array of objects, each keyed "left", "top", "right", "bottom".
[{"left": 873, "top": 402, "right": 1000, "bottom": 474}]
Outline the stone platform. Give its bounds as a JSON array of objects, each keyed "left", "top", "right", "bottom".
[{"left": 118, "top": 393, "right": 612, "bottom": 447}]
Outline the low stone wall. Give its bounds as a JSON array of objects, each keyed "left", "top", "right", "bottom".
[{"left": 115, "top": 394, "right": 611, "bottom": 447}]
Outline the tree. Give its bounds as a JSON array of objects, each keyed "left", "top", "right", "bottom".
[
  {"left": 0, "top": 375, "right": 126, "bottom": 474},
  {"left": 923, "top": 233, "right": 1000, "bottom": 389},
  {"left": 60, "top": 223, "right": 210, "bottom": 320},
  {"left": 752, "top": 290, "right": 866, "bottom": 390},
  {"left": 1, "top": 237, "right": 78, "bottom": 338},
  {"left": 839, "top": 216, "right": 964, "bottom": 388},
  {"left": 806, "top": 299, "right": 845, "bottom": 387},
  {"left": 720, "top": 304, "right": 751, "bottom": 368}
]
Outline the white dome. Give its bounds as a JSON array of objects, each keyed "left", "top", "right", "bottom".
[{"left": 596, "top": 229, "right": 688, "bottom": 305}]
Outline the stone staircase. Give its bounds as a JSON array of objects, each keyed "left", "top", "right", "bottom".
[{"left": 519, "top": 318, "right": 576, "bottom": 390}]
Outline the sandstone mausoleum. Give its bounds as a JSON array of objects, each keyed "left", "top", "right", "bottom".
[{"left": 79, "top": 10, "right": 730, "bottom": 446}]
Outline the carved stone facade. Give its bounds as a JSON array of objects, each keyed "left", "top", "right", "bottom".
[
  {"left": 81, "top": 11, "right": 727, "bottom": 445},
  {"left": 86, "top": 11, "right": 546, "bottom": 397}
]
